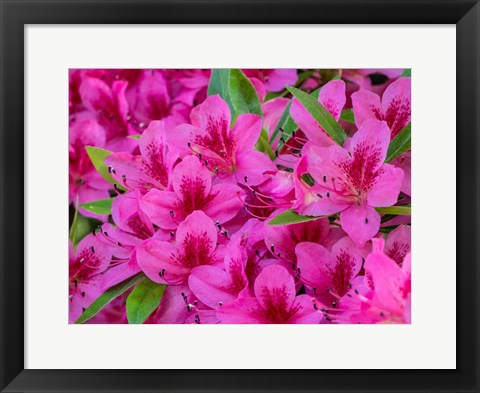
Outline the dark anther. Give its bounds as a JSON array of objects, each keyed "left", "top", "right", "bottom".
[
  {"left": 277, "top": 253, "right": 281, "bottom": 257},
  {"left": 270, "top": 244, "right": 275, "bottom": 253},
  {"left": 169, "top": 210, "right": 174, "bottom": 217},
  {"left": 104, "top": 232, "right": 108, "bottom": 237},
  {"left": 316, "top": 193, "right": 323, "bottom": 199},
  {"left": 347, "top": 293, "right": 352, "bottom": 298},
  {"left": 275, "top": 150, "right": 279, "bottom": 158},
  {"left": 82, "top": 307, "right": 86, "bottom": 312},
  {"left": 297, "top": 267, "right": 301, "bottom": 274},
  {"left": 91, "top": 246, "right": 95, "bottom": 253},
  {"left": 365, "top": 218, "right": 369, "bottom": 224},
  {"left": 81, "top": 291, "right": 85, "bottom": 298},
  {"left": 74, "top": 280, "right": 78, "bottom": 288},
  {"left": 159, "top": 268, "right": 165, "bottom": 278},
  {"left": 244, "top": 176, "right": 248, "bottom": 183},
  {"left": 326, "top": 192, "right": 330, "bottom": 198},
  {"left": 255, "top": 250, "right": 260, "bottom": 256},
  {"left": 205, "top": 160, "right": 209, "bottom": 166},
  {"left": 218, "top": 302, "right": 223, "bottom": 306},
  {"left": 195, "top": 315, "right": 201, "bottom": 324},
  {"left": 117, "top": 242, "right": 122, "bottom": 247},
  {"left": 170, "top": 231, "right": 174, "bottom": 237},
  {"left": 354, "top": 289, "right": 359, "bottom": 295},
  {"left": 323, "top": 175, "right": 327, "bottom": 183},
  {"left": 198, "top": 153, "right": 202, "bottom": 161},
  {"left": 380, "top": 312, "right": 385, "bottom": 317},
  {"left": 325, "top": 317, "right": 332, "bottom": 322},
  {"left": 313, "top": 303, "right": 318, "bottom": 310},
  {"left": 193, "top": 300, "right": 198, "bottom": 306},
  {"left": 332, "top": 302, "right": 337, "bottom": 308},
  {"left": 187, "top": 142, "right": 191, "bottom": 147}
]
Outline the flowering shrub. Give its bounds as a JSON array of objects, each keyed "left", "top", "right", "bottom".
[{"left": 69, "top": 68, "right": 411, "bottom": 324}]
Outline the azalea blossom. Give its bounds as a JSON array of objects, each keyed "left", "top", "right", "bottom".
[
  {"left": 136, "top": 210, "right": 223, "bottom": 285},
  {"left": 170, "top": 95, "right": 277, "bottom": 185},
  {"left": 216, "top": 265, "right": 322, "bottom": 324},
  {"left": 141, "top": 155, "right": 244, "bottom": 229},
  {"left": 293, "top": 119, "right": 404, "bottom": 246}
]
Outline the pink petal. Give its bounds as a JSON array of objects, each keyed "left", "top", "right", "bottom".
[
  {"left": 367, "top": 163, "right": 404, "bottom": 207},
  {"left": 188, "top": 265, "right": 238, "bottom": 309},
  {"left": 382, "top": 77, "right": 411, "bottom": 138},
  {"left": 136, "top": 239, "right": 188, "bottom": 285},
  {"left": 319, "top": 80, "right": 346, "bottom": 120},
  {"left": 295, "top": 242, "right": 332, "bottom": 292},
  {"left": 340, "top": 204, "right": 380, "bottom": 247},
  {"left": 216, "top": 297, "right": 267, "bottom": 324},
  {"left": 351, "top": 89, "right": 382, "bottom": 128},
  {"left": 348, "top": 119, "right": 391, "bottom": 173},
  {"left": 176, "top": 210, "right": 218, "bottom": 259},
  {"left": 385, "top": 225, "right": 411, "bottom": 267},
  {"left": 254, "top": 265, "right": 296, "bottom": 312},
  {"left": 231, "top": 113, "right": 263, "bottom": 155},
  {"left": 190, "top": 94, "right": 231, "bottom": 131},
  {"left": 262, "top": 97, "right": 290, "bottom": 139},
  {"left": 287, "top": 295, "right": 323, "bottom": 324},
  {"left": 172, "top": 155, "right": 212, "bottom": 199},
  {"left": 203, "top": 183, "right": 243, "bottom": 224},
  {"left": 154, "top": 284, "right": 192, "bottom": 324},
  {"left": 79, "top": 77, "right": 114, "bottom": 113},
  {"left": 235, "top": 150, "right": 277, "bottom": 186},
  {"left": 265, "top": 69, "right": 298, "bottom": 92},
  {"left": 140, "top": 189, "right": 181, "bottom": 230}
]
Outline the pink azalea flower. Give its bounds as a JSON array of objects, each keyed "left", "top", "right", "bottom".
[
  {"left": 295, "top": 237, "right": 363, "bottom": 307},
  {"left": 362, "top": 238, "right": 411, "bottom": 323},
  {"left": 141, "top": 155, "right": 244, "bottom": 230},
  {"left": 293, "top": 119, "right": 404, "bottom": 246},
  {"left": 69, "top": 115, "right": 111, "bottom": 220},
  {"left": 170, "top": 95, "right": 277, "bottom": 185},
  {"left": 106, "top": 120, "right": 178, "bottom": 192},
  {"left": 290, "top": 80, "right": 346, "bottom": 147},
  {"left": 69, "top": 234, "right": 112, "bottom": 323},
  {"left": 351, "top": 76, "right": 411, "bottom": 139},
  {"left": 136, "top": 210, "right": 223, "bottom": 285},
  {"left": 216, "top": 264, "right": 322, "bottom": 324}
]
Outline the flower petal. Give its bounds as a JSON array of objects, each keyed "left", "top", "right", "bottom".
[
  {"left": 351, "top": 89, "right": 382, "bottom": 128},
  {"left": 367, "top": 164, "right": 404, "bottom": 207},
  {"left": 382, "top": 77, "right": 411, "bottom": 138},
  {"left": 340, "top": 204, "right": 380, "bottom": 247},
  {"left": 254, "top": 265, "right": 296, "bottom": 313}
]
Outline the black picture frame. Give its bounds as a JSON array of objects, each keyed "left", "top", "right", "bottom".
[{"left": 1, "top": 1, "right": 479, "bottom": 392}]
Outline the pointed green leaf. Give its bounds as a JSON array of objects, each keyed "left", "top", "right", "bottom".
[
  {"left": 256, "top": 129, "right": 275, "bottom": 160},
  {"left": 386, "top": 123, "right": 411, "bottom": 162},
  {"left": 229, "top": 69, "right": 262, "bottom": 117},
  {"left": 268, "top": 209, "right": 325, "bottom": 226},
  {"left": 376, "top": 206, "right": 411, "bottom": 215},
  {"left": 207, "top": 69, "right": 234, "bottom": 114},
  {"left": 69, "top": 197, "right": 80, "bottom": 244},
  {"left": 126, "top": 278, "right": 166, "bottom": 324},
  {"left": 85, "top": 146, "right": 117, "bottom": 186},
  {"left": 340, "top": 108, "right": 355, "bottom": 124},
  {"left": 401, "top": 69, "right": 411, "bottom": 77},
  {"left": 75, "top": 273, "right": 145, "bottom": 324},
  {"left": 287, "top": 86, "right": 347, "bottom": 146},
  {"left": 80, "top": 198, "right": 114, "bottom": 215}
]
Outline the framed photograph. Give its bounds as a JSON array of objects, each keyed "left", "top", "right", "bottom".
[{"left": 1, "top": 0, "right": 479, "bottom": 392}]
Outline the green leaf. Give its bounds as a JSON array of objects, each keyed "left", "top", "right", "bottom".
[
  {"left": 75, "top": 273, "right": 146, "bottom": 324},
  {"left": 340, "top": 108, "right": 355, "bottom": 124},
  {"left": 386, "top": 123, "right": 411, "bottom": 162},
  {"left": 269, "top": 101, "right": 298, "bottom": 143},
  {"left": 127, "top": 135, "right": 140, "bottom": 139},
  {"left": 126, "top": 278, "right": 166, "bottom": 324},
  {"left": 256, "top": 129, "right": 275, "bottom": 160},
  {"left": 287, "top": 86, "right": 347, "bottom": 146},
  {"left": 229, "top": 69, "right": 262, "bottom": 117},
  {"left": 85, "top": 146, "right": 118, "bottom": 187},
  {"left": 69, "top": 197, "right": 80, "bottom": 244},
  {"left": 375, "top": 206, "right": 411, "bottom": 215},
  {"left": 401, "top": 69, "right": 411, "bottom": 77},
  {"left": 207, "top": 69, "right": 234, "bottom": 114},
  {"left": 268, "top": 209, "right": 325, "bottom": 226},
  {"left": 80, "top": 198, "right": 114, "bottom": 215}
]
